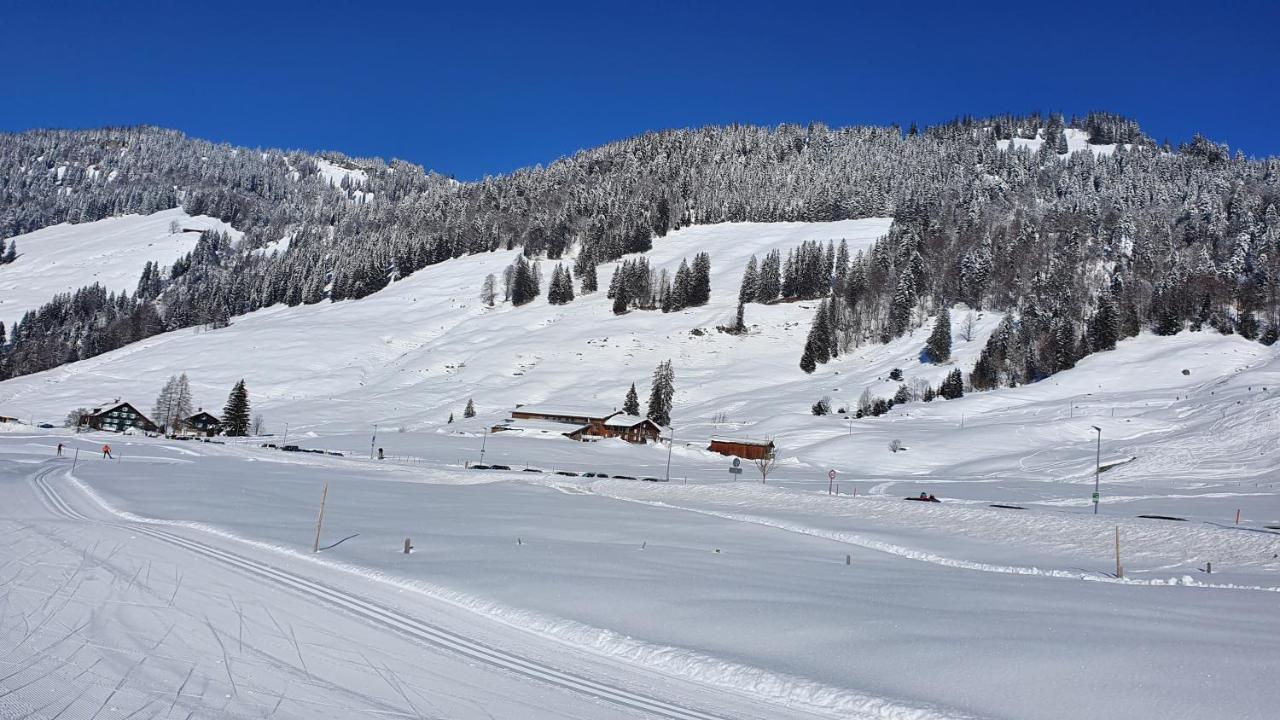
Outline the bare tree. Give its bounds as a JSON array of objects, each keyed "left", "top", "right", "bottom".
[
  {"left": 65, "top": 407, "right": 90, "bottom": 428},
  {"left": 961, "top": 312, "right": 976, "bottom": 342},
  {"left": 480, "top": 274, "right": 496, "bottom": 307},
  {"left": 889, "top": 439, "right": 903, "bottom": 453},
  {"left": 168, "top": 219, "right": 181, "bottom": 235},
  {"left": 754, "top": 450, "right": 777, "bottom": 484},
  {"left": 251, "top": 413, "right": 266, "bottom": 436}
]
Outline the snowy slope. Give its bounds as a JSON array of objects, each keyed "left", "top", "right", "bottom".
[
  {"left": 0, "top": 208, "right": 242, "bottom": 327},
  {"left": 3, "top": 216, "right": 1280, "bottom": 719},
  {"left": 996, "top": 127, "right": 1126, "bottom": 156}
]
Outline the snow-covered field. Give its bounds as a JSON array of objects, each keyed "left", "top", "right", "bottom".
[
  {"left": 0, "top": 208, "right": 242, "bottom": 327},
  {"left": 2, "top": 216, "right": 1279, "bottom": 718}
]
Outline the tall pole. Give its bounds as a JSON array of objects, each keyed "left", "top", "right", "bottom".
[
  {"left": 480, "top": 429, "right": 488, "bottom": 464},
  {"left": 312, "top": 482, "right": 329, "bottom": 553},
  {"left": 1092, "top": 425, "right": 1102, "bottom": 514},
  {"left": 664, "top": 427, "right": 674, "bottom": 482},
  {"left": 369, "top": 424, "right": 378, "bottom": 460},
  {"left": 282, "top": 422, "right": 289, "bottom": 446}
]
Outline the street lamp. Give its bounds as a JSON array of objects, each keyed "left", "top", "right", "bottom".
[{"left": 1091, "top": 425, "right": 1102, "bottom": 514}]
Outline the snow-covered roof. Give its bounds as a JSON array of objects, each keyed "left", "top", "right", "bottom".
[
  {"left": 512, "top": 405, "right": 617, "bottom": 420},
  {"left": 493, "top": 419, "right": 588, "bottom": 436},
  {"left": 709, "top": 435, "right": 774, "bottom": 447},
  {"left": 602, "top": 413, "right": 654, "bottom": 428}
]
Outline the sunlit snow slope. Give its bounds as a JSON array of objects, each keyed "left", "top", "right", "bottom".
[{"left": 0, "top": 208, "right": 242, "bottom": 327}]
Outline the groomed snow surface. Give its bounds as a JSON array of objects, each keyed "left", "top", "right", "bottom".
[{"left": 2, "top": 217, "right": 1279, "bottom": 718}]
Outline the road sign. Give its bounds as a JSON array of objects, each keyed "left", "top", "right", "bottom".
[
  {"left": 828, "top": 469, "right": 837, "bottom": 481},
  {"left": 728, "top": 467, "right": 743, "bottom": 475},
  {"left": 1091, "top": 492, "right": 1100, "bottom": 501},
  {"left": 732, "top": 457, "right": 741, "bottom": 468}
]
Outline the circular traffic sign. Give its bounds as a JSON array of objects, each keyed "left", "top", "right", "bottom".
[
  {"left": 732, "top": 457, "right": 741, "bottom": 468},
  {"left": 828, "top": 469, "right": 837, "bottom": 480}
]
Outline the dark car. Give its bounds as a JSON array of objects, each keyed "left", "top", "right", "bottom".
[
  {"left": 555, "top": 470, "right": 579, "bottom": 477},
  {"left": 38, "top": 423, "right": 55, "bottom": 429},
  {"left": 281, "top": 445, "right": 301, "bottom": 452},
  {"left": 613, "top": 475, "right": 636, "bottom": 480},
  {"left": 523, "top": 468, "right": 543, "bottom": 473},
  {"left": 470, "top": 464, "right": 491, "bottom": 470},
  {"left": 489, "top": 464, "right": 511, "bottom": 470},
  {"left": 641, "top": 477, "right": 668, "bottom": 482}
]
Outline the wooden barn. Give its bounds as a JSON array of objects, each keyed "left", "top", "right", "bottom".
[
  {"left": 82, "top": 401, "right": 159, "bottom": 434},
  {"left": 185, "top": 410, "right": 222, "bottom": 436},
  {"left": 707, "top": 435, "right": 775, "bottom": 460},
  {"left": 497, "top": 405, "right": 664, "bottom": 444}
]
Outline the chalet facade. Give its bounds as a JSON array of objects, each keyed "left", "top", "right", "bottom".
[
  {"left": 83, "top": 401, "right": 159, "bottom": 434},
  {"left": 494, "top": 405, "right": 663, "bottom": 444},
  {"left": 707, "top": 435, "right": 775, "bottom": 460},
  {"left": 185, "top": 410, "right": 222, "bottom": 436}
]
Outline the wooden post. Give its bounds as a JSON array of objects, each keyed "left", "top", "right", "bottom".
[
  {"left": 1235, "top": 509, "right": 1241, "bottom": 525},
  {"left": 1114, "top": 526, "right": 1123, "bottom": 579},
  {"left": 403, "top": 537, "right": 412, "bottom": 554},
  {"left": 1206, "top": 561, "right": 1212, "bottom": 574},
  {"left": 845, "top": 554, "right": 851, "bottom": 566},
  {"left": 72, "top": 448, "right": 79, "bottom": 471},
  {"left": 312, "top": 482, "right": 329, "bottom": 553}
]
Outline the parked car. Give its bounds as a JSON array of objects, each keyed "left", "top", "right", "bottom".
[
  {"left": 641, "top": 477, "right": 667, "bottom": 482},
  {"left": 281, "top": 445, "right": 301, "bottom": 452},
  {"left": 37, "top": 423, "right": 55, "bottom": 429},
  {"left": 489, "top": 464, "right": 511, "bottom": 470},
  {"left": 523, "top": 468, "right": 543, "bottom": 473},
  {"left": 613, "top": 475, "right": 636, "bottom": 480},
  {"left": 555, "top": 470, "right": 579, "bottom": 477},
  {"left": 470, "top": 464, "right": 491, "bottom": 470}
]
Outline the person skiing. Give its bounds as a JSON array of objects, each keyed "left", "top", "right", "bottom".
[
  {"left": 102, "top": 444, "right": 112, "bottom": 459},
  {"left": 56, "top": 442, "right": 64, "bottom": 457}
]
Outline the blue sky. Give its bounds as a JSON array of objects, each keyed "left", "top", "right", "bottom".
[{"left": 3, "top": 0, "right": 1277, "bottom": 179}]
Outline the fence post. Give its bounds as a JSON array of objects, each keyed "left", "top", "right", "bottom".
[
  {"left": 403, "top": 537, "right": 412, "bottom": 554},
  {"left": 312, "top": 482, "right": 329, "bottom": 553},
  {"left": 1114, "top": 526, "right": 1123, "bottom": 579}
]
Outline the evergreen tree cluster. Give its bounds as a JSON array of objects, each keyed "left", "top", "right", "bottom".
[
  {"left": 547, "top": 264, "right": 575, "bottom": 305},
  {"left": 2, "top": 113, "right": 1279, "bottom": 383},
  {"left": 0, "top": 238, "right": 15, "bottom": 264}
]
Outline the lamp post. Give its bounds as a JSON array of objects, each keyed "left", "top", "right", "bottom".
[
  {"left": 1091, "top": 425, "right": 1102, "bottom": 514},
  {"left": 479, "top": 429, "right": 488, "bottom": 464}
]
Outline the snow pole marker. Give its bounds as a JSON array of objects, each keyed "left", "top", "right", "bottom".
[
  {"left": 1114, "top": 526, "right": 1123, "bottom": 579},
  {"left": 403, "top": 537, "right": 412, "bottom": 554},
  {"left": 72, "top": 448, "right": 79, "bottom": 471},
  {"left": 312, "top": 482, "right": 329, "bottom": 553},
  {"left": 1235, "top": 509, "right": 1241, "bottom": 525}
]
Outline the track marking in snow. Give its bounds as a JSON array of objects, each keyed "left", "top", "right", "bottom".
[
  {"left": 27, "top": 464, "right": 979, "bottom": 720},
  {"left": 590, "top": 487, "right": 1280, "bottom": 593}
]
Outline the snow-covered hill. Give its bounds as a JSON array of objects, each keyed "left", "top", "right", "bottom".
[
  {"left": 3, "top": 214, "right": 1279, "bottom": 720},
  {"left": 0, "top": 208, "right": 241, "bottom": 327}
]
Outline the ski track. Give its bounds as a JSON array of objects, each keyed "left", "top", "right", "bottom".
[
  {"left": 30, "top": 464, "right": 977, "bottom": 720},
  {"left": 585, "top": 483, "right": 1280, "bottom": 593}
]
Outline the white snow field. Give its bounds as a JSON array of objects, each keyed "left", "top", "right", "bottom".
[
  {"left": 0, "top": 208, "right": 242, "bottom": 327},
  {"left": 3, "top": 218, "right": 1280, "bottom": 718}
]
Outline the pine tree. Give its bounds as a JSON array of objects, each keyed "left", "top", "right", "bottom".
[
  {"left": 939, "top": 369, "right": 965, "bottom": 400},
  {"left": 448, "top": 413, "right": 454, "bottom": 423},
  {"left": 623, "top": 383, "right": 640, "bottom": 415},
  {"left": 799, "top": 299, "right": 831, "bottom": 373},
  {"left": 1089, "top": 293, "right": 1120, "bottom": 350},
  {"left": 646, "top": 360, "right": 675, "bottom": 427},
  {"left": 221, "top": 379, "right": 250, "bottom": 436},
  {"left": 739, "top": 256, "right": 759, "bottom": 306},
  {"left": 924, "top": 306, "right": 952, "bottom": 363},
  {"left": 464, "top": 398, "right": 476, "bottom": 418},
  {"left": 580, "top": 261, "right": 598, "bottom": 294},
  {"left": 1, "top": 240, "right": 15, "bottom": 264}
]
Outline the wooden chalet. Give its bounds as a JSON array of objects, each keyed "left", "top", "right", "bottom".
[
  {"left": 707, "top": 435, "right": 775, "bottom": 460},
  {"left": 83, "top": 401, "right": 159, "bottom": 434},
  {"left": 185, "top": 409, "right": 222, "bottom": 436},
  {"left": 496, "top": 405, "right": 663, "bottom": 444}
]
